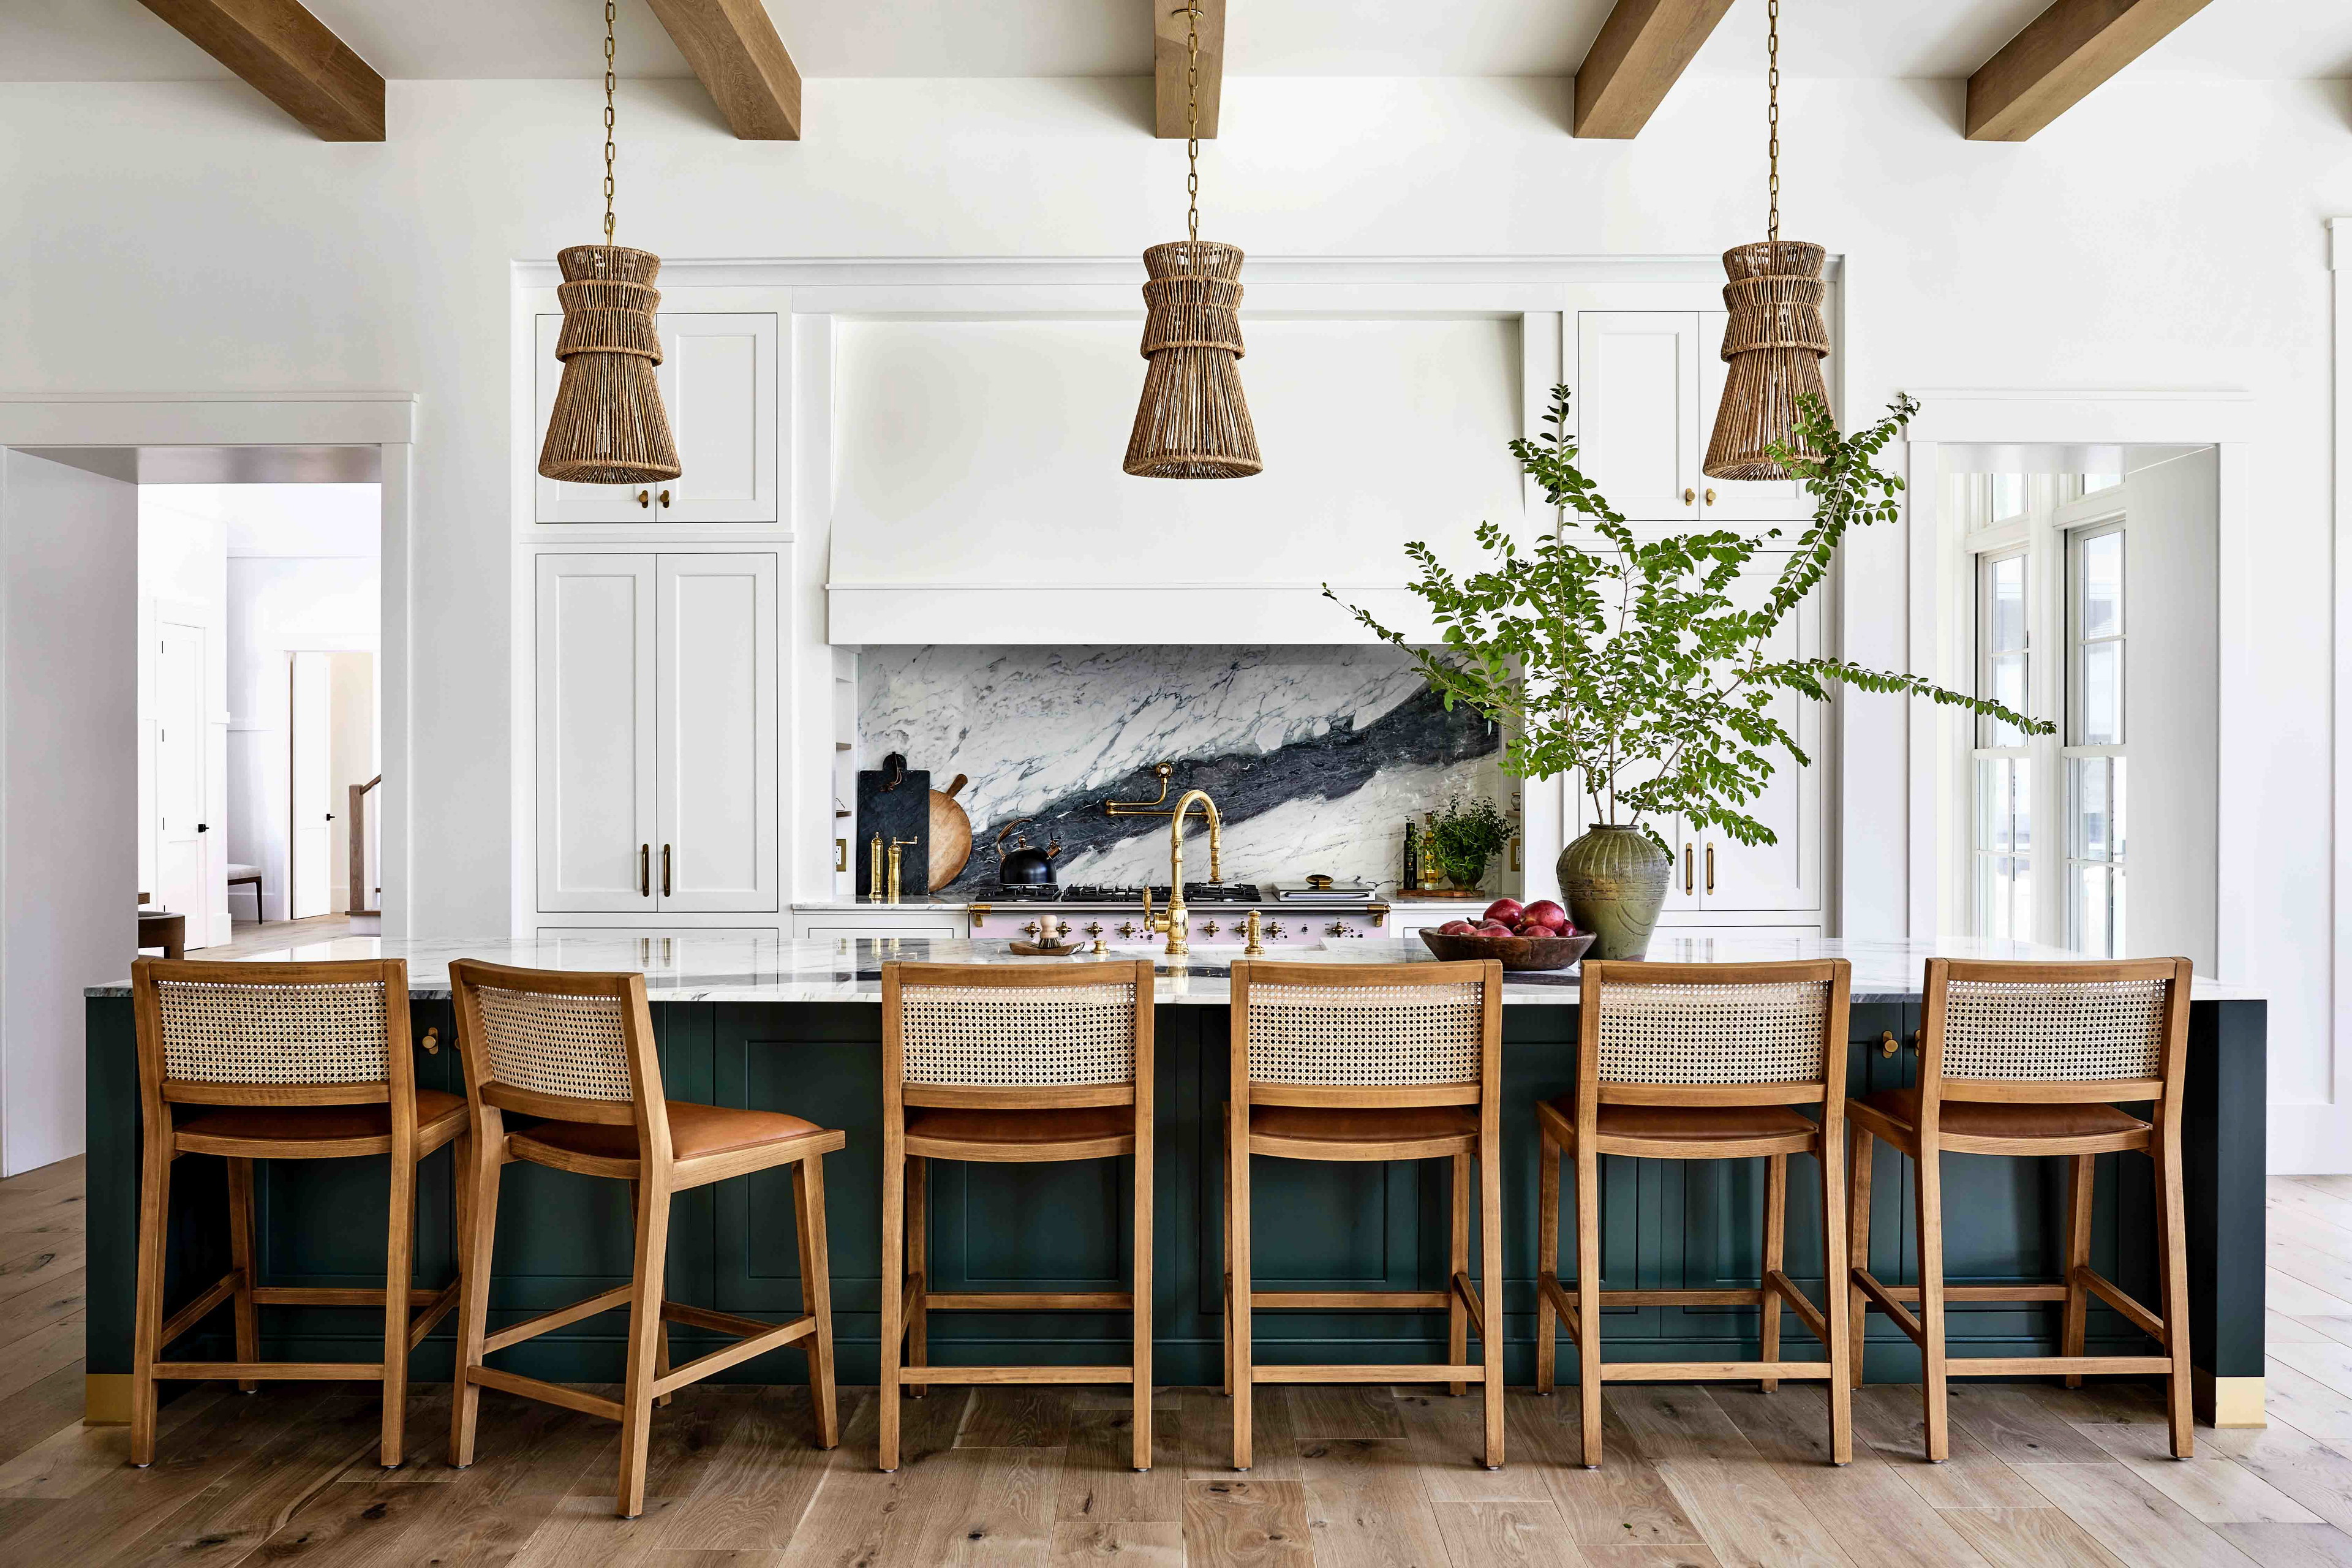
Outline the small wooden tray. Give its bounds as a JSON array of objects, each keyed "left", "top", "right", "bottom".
[
  {"left": 1008, "top": 940, "right": 1085, "bottom": 957},
  {"left": 1400, "top": 888, "right": 1491, "bottom": 899}
]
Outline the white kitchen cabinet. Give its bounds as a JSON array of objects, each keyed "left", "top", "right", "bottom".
[
  {"left": 535, "top": 552, "right": 778, "bottom": 914},
  {"left": 1577, "top": 311, "right": 1826, "bottom": 526},
  {"left": 533, "top": 312, "right": 778, "bottom": 524}
]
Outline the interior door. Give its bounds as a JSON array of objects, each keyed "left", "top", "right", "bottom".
[
  {"left": 1575, "top": 311, "right": 1702, "bottom": 522},
  {"left": 288, "top": 652, "right": 333, "bottom": 919},
  {"left": 533, "top": 313, "right": 777, "bottom": 524},
  {"left": 1696, "top": 554, "right": 1825, "bottom": 914},
  {"left": 536, "top": 554, "right": 658, "bottom": 911},
  {"left": 1697, "top": 308, "right": 1820, "bottom": 525},
  {"left": 154, "top": 619, "right": 208, "bottom": 927},
  {"left": 655, "top": 553, "right": 777, "bottom": 911}
]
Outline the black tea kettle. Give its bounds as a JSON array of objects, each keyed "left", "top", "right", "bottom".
[{"left": 995, "top": 818, "right": 1063, "bottom": 886}]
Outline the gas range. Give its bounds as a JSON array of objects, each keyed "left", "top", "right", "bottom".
[{"left": 969, "top": 882, "right": 1390, "bottom": 948}]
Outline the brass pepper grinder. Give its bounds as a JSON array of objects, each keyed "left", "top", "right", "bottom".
[
  {"left": 886, "top": 837, "right": 918, "bottom": 904},
  {"left": 868, "top": 832, "right": 885, "bottom": 902},
  {"left": 1243, "top": 909, "right": 1265, "bottom": 957}
]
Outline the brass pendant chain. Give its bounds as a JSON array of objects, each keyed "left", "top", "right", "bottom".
[
  {"left": 1766, "top": 0, "right": 1780, "bottom": 246},
  {"left": 1185, "top": 1, "right": 1200, "bottom": 246},
  {"left": 597, "top": 0, "right": 616, "bottom": 246}
]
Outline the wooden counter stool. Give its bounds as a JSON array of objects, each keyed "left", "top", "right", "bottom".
[
  {"left": 445, "top": 960, "right": 845, "bottom": 1518},
  {"left": 879, "top": 960, "right": 1156, "bottom": 1473},
  {"left": 1847, "top": 956, "right": 2195, "bottom": 1463},
  {"left": 1226, "top": 958, "right": 1506, "bottom": 1472},
  {"left": 129, "top": 956, "right": 466, "bottom": 1470},
  {"left": 1537, "top": 959, "right": 1855, "bottom": 1468}
]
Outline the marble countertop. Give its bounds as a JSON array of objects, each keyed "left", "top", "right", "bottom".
[{"left": 91, "top": 933, "right": 2264, "bottom": 1006}]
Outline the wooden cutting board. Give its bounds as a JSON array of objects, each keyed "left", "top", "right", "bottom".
[{"left": 928, "top": 774, "right": 972, "bottom": 891}]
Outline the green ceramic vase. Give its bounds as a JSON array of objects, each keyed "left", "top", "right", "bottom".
[{"left": 1555, "top": 824, "right": 1670, "bottom": 960}]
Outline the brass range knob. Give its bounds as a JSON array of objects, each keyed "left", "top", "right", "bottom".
[
  {"left": 1324, "top": 921, "right": 1363, "bottom": 939},
  {"left": 1022, "top": 921, "right": 1042, "bottom": 939},
  {"left": 1264, "top": 921, "right": 1286, "bottom": 940},
  {"left": 1200, "top": 919, "right": 1221, "bottom": 938},
  {"left": 1116, "top": 921, "right": 1137, "bottom": 939},
  {"left": 1084, "top": 921, "right": 1104, "bottom": 938}
]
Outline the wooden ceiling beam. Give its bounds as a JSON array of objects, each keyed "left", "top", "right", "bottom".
[
  {"left": 137, "top": 0, "right": 383, "bottom": 141},
  {"left": 643, "top": 0, "right": 803, "bottom": 140},
  {"left": 1967, "top": 0, "right": 2212, "bottom": 141},
  {"left": 1153, "top": 0, "right": 1226, "bottom": 139},
  {"left": 1572, "top": 0, "right": 1736, "bottom": 140}
]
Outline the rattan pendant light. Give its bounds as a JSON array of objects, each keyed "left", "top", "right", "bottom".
[
  {"left": 538, "top": 0, "right": 680, "bottom": 488},
  {"left": 1703, "top": 0, "right": 1831, "bottom": 482},
  {"left": 1124, "top": 1, "right": 1261, "bottom": 479}
]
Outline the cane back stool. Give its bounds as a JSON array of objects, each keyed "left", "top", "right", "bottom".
[
  {"left": 1537, "top": 959, "right": 1855, "bottom": 1468},
  {"left": 878, "top": 960, "right": 1156, "bottom": 1472},
  {"left": 445, "top": 960, "right": 846, "bottom": 1518},
  {"left": 129, "top": 956, "right": 466, "bottom": 1469},
  {"left": 1847, "top": 956, "right": 2196, "bottom": 1462},
  {"left": 1225, "top": 959, "right": 1506, "bottom": 1472}
]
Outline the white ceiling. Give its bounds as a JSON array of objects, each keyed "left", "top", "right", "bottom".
[{"left": 10, "top": 1, "right": 2352, "bottom": 84}]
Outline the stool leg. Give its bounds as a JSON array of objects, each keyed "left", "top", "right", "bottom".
[
  {"left": 1760, "top": 1153, "right": 1787, "bottom": 1394},
  {"left": 1448, "top": 1152, "right": 1471, "bottom": 1398},
  {"left": 1229, "top": 1106, "right": 1254, "bottom": 1471},
  {"left": 1846, "top": 1125, "right": 1873, "bottom": 1392},
  {"left": 1133, "top": 1123, "right": 1154, "bottom": 1472},
  {"left": 130, "top": 1132, "right": 173, "bottom": 1468},
  {"left": 226, "top": 1157, "right": 260, "bottom": 1392},
  {"left": 1915, "top": 1142, "right": 1950, "bottom": 1464},
  {"left": 906, "top": 1155, "right": 928, "bottom": 1399},
  {"left": 793, "top": 1152, "right": 840, "bottom": 1450},
  {"left": 1819, "top": 1125, "right": 1853, "bottom": 1466},
  {"left": 380, "top": 1143, "right": 417, "bottom": 1468},
  {"left": 615, "top": 1175, "right": 673, "bottom": 1518},
  {"left": 879, "top": 1140, "right": 905, "bottom": 1472},
  {"left": 1536, "top": 1129, "right": 1561, "bottom": 1396},
  {"left": 1575, "top": 1145, "right": 1604, "bottom": 1469},
  {"left": 2154, "top": 1110, "right": 2195, "bottom": 1458},
  {"left": 1479, "top": 1135, "right": 1505, "bottom": 1471},
  {"left": 630, "top": 1182, "right": 673, "bottom": 1409},
  {"left": 450, "top": 1134, "right": 501, "bottom": 1468},
  {"left": 2061, "top": 1154, "right": 2095, "bottom": 1389},
  {"left": 1218, "top": 1126, "right": 1234, "bottom": 1400}
]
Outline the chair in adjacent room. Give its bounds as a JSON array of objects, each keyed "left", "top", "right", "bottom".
[
  {"left": 1225, "top": 957, "right": 1506, "bottom": 1472},
  {"left": 878, "top": 959, "right": 1156, "bottom": 1472},
  {"left": 444, "top": 960, "right": 845, "bottom": 1518},
  {"left": 1536, "top": 958, "right": 1855, "bottom": 1468},
  {"left": 128, "top": 956, "right": 466, "bottom": 1469},
  {"left": 1847, "top": 956, "right": 2196, "bottom": 1461}
]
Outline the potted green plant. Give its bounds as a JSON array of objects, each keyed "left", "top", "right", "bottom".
[
  {"left": 1330, "top": 389, "right": 2047, "bottom": 959},
  {"left": 1424, "top": 794, "right": 1513, "bottom": 890}
]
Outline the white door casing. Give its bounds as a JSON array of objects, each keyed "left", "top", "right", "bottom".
[
  {"left": 154, "top": 618, "right": 208, "bottom": 927},
  {"left": 288, "top": 652, "right": 333, "bottom": 919}
]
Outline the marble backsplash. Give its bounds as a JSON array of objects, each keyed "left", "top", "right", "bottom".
[{"left": 857, "top": 646, "right": 1503, "bottom": 898}]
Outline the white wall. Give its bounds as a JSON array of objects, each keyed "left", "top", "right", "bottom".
[
  {"left": 1, "top": 450, "right": 135, "bottom": 1175},
  {"left": 1, "top": 74, "right": 2344, "bottom": 1160}
]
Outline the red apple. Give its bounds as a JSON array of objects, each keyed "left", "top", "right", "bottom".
[
  {"left": 1522, "top": 899, "right": 1569, "bottom": 932},
  {"left": 1482, "top": 897, "right": 1525, "bottom": 927},
  {"left": 1474, "top": 921, "right": 1515, "bottom": 937},
  {"left": 1437, "top": 919, "right": 1475, "bottom": 935}
]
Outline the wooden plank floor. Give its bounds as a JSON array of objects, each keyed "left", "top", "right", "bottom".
[{"left": 12, "top": 1162, "right": 2352, "bottom": 1565}]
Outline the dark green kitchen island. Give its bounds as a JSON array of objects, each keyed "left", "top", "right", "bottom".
[{"left": 83, "top": 933, "right": 2269, "bottom": 1423}]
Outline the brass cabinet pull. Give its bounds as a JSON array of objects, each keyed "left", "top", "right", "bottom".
[
  {"left": 1704, "top": 488, "right": 1716, "bottom": 506},
  {"left": 1683, "top": 843, "right": 1694, "bottom": 894},
  {"left": 1880, "top": 1030, "right": 1921, "bottom": 1058},
  {"left": 639, "top": 843, "right": 650, "bottom": 897},
  {"left": 1682, "top": 486, "right": 1696, "bottom": 505},
  {"left": 635, "top": 489, "right": 650, "bottom": 508},
  {"left": 662, "top": 843, "right": 673, "bottom": 898},
  {"left": 658, "top": 489, "right": 672, "bottom": 508},
  {"left": 1705, "top": 842, "right": 1715, "bottom": 895}
]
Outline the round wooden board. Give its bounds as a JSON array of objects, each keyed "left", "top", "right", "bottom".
[{"left": 928, "top": 774, "right": 973, "bottom": 891}]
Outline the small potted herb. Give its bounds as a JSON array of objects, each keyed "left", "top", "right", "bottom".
[{"left": 1424, "top": 795, "right": 1513, "bottom": 891}]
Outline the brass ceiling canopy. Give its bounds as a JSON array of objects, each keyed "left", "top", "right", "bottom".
[
  {"left": 1703, "top": 0, "right": 1831, "bottom": 483},
  {"left": 1124, "top": 1, "right": 1261, "bottom": 480},
  {"left": 538, "top": 0, "right": 680, "bottom": 488}
]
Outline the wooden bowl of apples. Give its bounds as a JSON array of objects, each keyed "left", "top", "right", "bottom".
[{"left": 1417, "top": 899, "right": 1594, "bottom": 971}]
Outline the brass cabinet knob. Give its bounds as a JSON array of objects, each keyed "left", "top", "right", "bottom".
[
  {"left": 636, "top": 489, "right": 650, "bottom": 508},
  {"left": 1704, "top": 488, "right": 1717, "bottom": 506},
  {"left": 1683, "top": 486, "right": 1695, "bottom": 505},
  {"left": 658, "top": 489, "right": 672, "bottom": 507},
  {"left": 419, "top": 1026, "right": 440, "bottom": 1055}
]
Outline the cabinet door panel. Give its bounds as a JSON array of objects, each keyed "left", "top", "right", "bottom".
[
  {"left": 535, "top": 555, "right": 657, "bottom": 911},
  {"left": 1698, "top": 556, "right": 1824, "bottom": 914},
  {"left": 655, "top": 553, "right": 777, "bottom": 911},
  {"left": 1576, "top": 312, "right": 1701, "bottom": 521},
  {"left": 1697, "top": 309, "right": 1819, "bottom": 524}
]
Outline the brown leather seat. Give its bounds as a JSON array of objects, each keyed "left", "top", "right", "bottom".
[
  {"left": 1248, "top": 1104, "right": 1477, "bottom": 1158},
  {"left": 903, "top": 1104, "right": 1135, "bottom": 1152},
  {"left": 1544, "top": 1096, "right": 1817, "bottom": 1143},
  {"left": 514, "top": 1099, "right": 830, "bottom": 1163},
  {"left": 1860, "top": 1086, "right": 2149, "bottom": 1142},
  {"left": 176, "top": 1088, "right": 468, "bottom": 1152}
]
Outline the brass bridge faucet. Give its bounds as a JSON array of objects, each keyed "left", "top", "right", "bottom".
[{"left": 1142, "top": 788, "right": 1221, "bottom": 957}]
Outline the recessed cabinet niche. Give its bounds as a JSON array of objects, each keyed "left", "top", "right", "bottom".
[
  {"left": 532, "top": 312, "right": 778, "bottom": 523},
  {"left": 1576, "top": 311, "right": 1820, "bottom": 524},
  {"left": 535, "top": 553, "right": 778, "bottom": 913}
]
